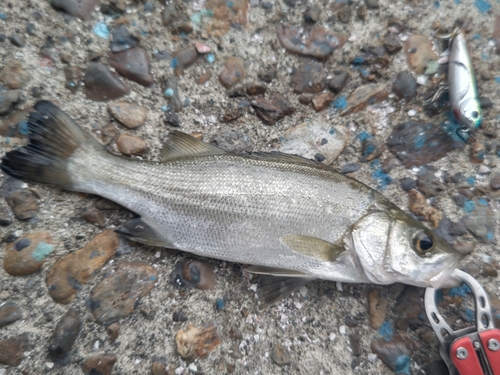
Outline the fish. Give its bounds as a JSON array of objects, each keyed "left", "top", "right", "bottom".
[
  {"left": 448, "top": 30, "right": 482, "bottom": 140},
  {"left": 1, "top": 101, "right": 463, "bottom": 306}
]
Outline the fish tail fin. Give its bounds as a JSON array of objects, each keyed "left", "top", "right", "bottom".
[{"left": 1, "top": 100, "right": 104, "bottom": 189}]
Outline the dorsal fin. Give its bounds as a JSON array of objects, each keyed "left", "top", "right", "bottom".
[
  {"left": 245, "top": 152, "right": 331, "bottom": 170},
  {"left": 160, "top": 131, "right": 226, "bottom": 162}
]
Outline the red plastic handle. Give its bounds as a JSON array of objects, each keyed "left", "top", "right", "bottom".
[
  {"left": 479, "top": 329, "right": 500, "bottom": 375},
  {"left": 451, "top": 336, "right": 485, "bottom": 375}
]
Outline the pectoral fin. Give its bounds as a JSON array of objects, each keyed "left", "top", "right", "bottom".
[
  {"left": 280, "top": 234, "right": 345, "bottom": 262},
  {"left": 115, "top": 218, "right": 172, "bottom": 247},
  {"left": 257, "top": 275, "right": 314, "bottom": 309}
]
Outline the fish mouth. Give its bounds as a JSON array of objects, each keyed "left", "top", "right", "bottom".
[{"left": 428, "top": 256, "right": 461, "bottom": 289}]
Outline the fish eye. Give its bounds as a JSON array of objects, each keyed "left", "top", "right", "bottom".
[
  {"left": 471, "top": 111, "right": 479, "bottom": 119},
  {"left": 413, "top": 230, "right": 435, "bottom": 254}
]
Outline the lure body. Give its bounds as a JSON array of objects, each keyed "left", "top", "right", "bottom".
[{"left": 448, "top": 31, "right": 482, "bottom": 138}]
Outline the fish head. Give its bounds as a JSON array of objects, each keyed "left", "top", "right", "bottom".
[
  {"left": 349, "top": 209, "right": 463, "bottom": 288},
  {"left": 458, "top": 98, "right": 482, "bottom": 131}
]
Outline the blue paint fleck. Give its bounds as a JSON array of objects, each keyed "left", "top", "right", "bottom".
[
  {"left": 184, "top": 98, "right": 191, "bottom": 106},
  {"left": 332, "top": 96, "right": 347, "bottom": 110},
  {"left": 474, "top": 0, "right": 491, "bottom": 13},
  {"left": 18, "top": 121, "right": 29, "bottom": 135},
  {"left": 0, "top": 13, "right": 6, "bottom": 20},
  {"left": 487, "top": 232, "right": 494, "bottom": 241},
  {"left": 226, "top": 1, "right": 234, "bottom": 7},
  {"left": 466, "top": 176, "right": 475, "bottom": 186},
  {"left": 215, "top": 298, "right": 225, "bottom": 310},
  {"left": 370, "top": 160, "right": 392, "bottom": 191},
  {"left": 363, "top": 144, "right": 375, "bottom": 157},
  {"left": 378, "top": 321, "right": 394, "bottom": 341},
  {"left": 161, "top": 105, "right": 168, "bottom": 112},
  {"left": 449, "top": 283, "right": 471, "bottom": 298},
  {"left": 481, "top": 53, "right": 490, "bottom": 60},
  {"left": 93, "top": 23, "right": 109, "bottom": 39},
  {"left": 414, "top": 134, "right": 425, "bottom": 149},
  {"left": 171, "top": 58, "right": 179, "bottom": 68},
  {"left": 472, "top": 34, "right": 481, "bottom": 41},
  {"left": 150, "top": 275, "right": 156, "bottom": 281},
  {"left": 352, "top": 56, "right": 365, "bottom": 64},
  {"left": 164, "top": 88, "right": 174, "bottom": 97},
  {"left": 395, "top": 355, "right": 411, "bottom": 375},
  {"left": 434, "top": 0, "right": 440, "bottom": 7},
  {"left": 206, "top": 53, "right": 215, "bottom": 63},
  {"left": 356, "top": 67, "right": 369, "bottom": 78},
  {"left": 441, "top": 111, "right": 468, "bottom": 142},
  {"left": 454, "top": 0, "right": 460, "bottom": 3},
  {"left": 436, "top": 289, "right": 444, "bottom": 304},
  {"left": 464, "top": 307, "right": 474, "bottom": 322},
  {"left": 463, "top": 200, "right": 475, "bottom": 212},
  {"left": 190, "top": 9, "right": 215, "bottom": 25},
  {"left": 329, "top": 128, "right": 335, "bottom": 135},
  {"left": 32, "top": 242, "right": 55, "bottom": 262},
  {"left": 495, "top": 77, "right": 500, "bottom": 84},
  {"left": 478, "top": 198, "right": 488, "bottom": 206},
  {"left": 357, "top": 131, "right": 372, "bottom": 141}
]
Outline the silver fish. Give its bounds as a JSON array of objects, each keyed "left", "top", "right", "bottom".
[
  {"left": 448, "top": 30, "right": 482, "bottom": 139},
  {"left": 1, "top": 101, "right": 462, "bottom": 305}
]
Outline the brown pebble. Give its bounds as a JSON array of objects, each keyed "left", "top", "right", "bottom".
[
  {"left": 6, "top": 189, "right": 39, "bottom": 220},
  {"left": 108, "top": 47, "right": 155, "bottom": 87},
  {"left": 206, "top": 0, "right": 248, "bottom": 37},
  {"left": 49, "top": 309, "right": 82, "bottom": 364},
  {"left": 82, "top": 210, "right": 106, "bottom": 228},
  {"left": 108, "top": 102, "right": 148, "bottom": 129},
  {"left": 290, "top": 61, "right": 327, "bottom": 94},
  {"left": 246, "top": 82, "right": 267, "bottom": 96},
  {"left": 0, "top": 301, "right": 23, "bottom": 328},
  {"left": 470, "top": 141, "right": 486, "bottom": 163},
  {"left": 90, "top": 261, "right": 158, "bottom": 324},
  {"left": 0, "top": 90, "right": 20, "bottom": 116},
  {"left": 252, "top": 92, "right": 295, "bottom": 125},
  {"left": 95, "top": 198, "right": 122, "bottom": 210},
  {"left": 0, "top": 107, "right": 33, "bottom": 138},
  {"left": 368, "top": 289, "right": 387, "bottom": 329},
  {"left": 0, "top": 335, "right": 28, "bottom": 366},
  {"left": 173, "top": 46, "right": 199, "bottom": 75},
  {"left": 403, "top": 35, "right": 438, "bottom": 74},
  {"left": 219, "top": 57, "right": 246, "bottom": 89},
  {"left": 229, "top": 325, "right": 243, "bottom": 340},
  {"left": 312, "top": 92, "right": 335, "bottom": 111},
  {"left": 50, "top": 0, "right": 100, "bottom": 21},
  {"left": 101, "top": 123, "right": 118, "bottom": 145},
  {"left": 276, "top": 24, "right": 347, "bottom": 59},
  {"left": 84, "top": 63, "right": 130, "bottom": 102},
  {"left": 227, "top": 363, "right": 236, "bottom": 373},
  {"left": 64, "top": 66, "right": 83, "bottom": 93},
  {"left": 328, "top": 71, "right": 349, "bottom": 93},
  {"left": 271, "top": 344, "right": 292, "bottom": 366},
  {"left": 116, "top": 134, "right": 148, "bottom": 156},
  {"left": 4, "top": 232, "right": 54, "bottom": 276},
  {"left": 181, "top": 259, "right": 216, "bottom": 290},
  {"left": 408, "top": 189, "right": 442, "bottom": 228},
  {"left": 0, "top": 59, "right": 31, "bottom": 89},
  {"left": 46, "top": 230, "right": 119, "bottom": 304},
  {"left": 454, "top": 241, "right": 475, "bottom": 255},
  {"left": 107, "top": 322, "right": 120, "bottom": 341},
  {"left": 82, "top": 354, "right": 117, "bottom": 375},
  {"left": 341, "top": 83, "right": 390, "bottom": 116},
  {"left": 191, "top": 131, "right": 203, "bottom": 140},
  {"left": 196, "top": 70, "right": 212, "bottom": 85},
  {"left": 493, "top": 16, "right": 500, "bottom": 55},
  {"left": 491, "top": 175, "right": 500, "bottom": 190},
  {"left": 298, "top": 94, "right": 313, "bottom": 105},
  {"left": 175, "top": 323, "right": 221, "bottom": 360}
]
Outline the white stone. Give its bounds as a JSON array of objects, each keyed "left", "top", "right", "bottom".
[{"left": 339, "top": 325, "right": 346, "bottom": 335}]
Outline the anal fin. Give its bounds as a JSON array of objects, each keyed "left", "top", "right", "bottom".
[
  {"left": 115, "top": 218, "right": 171, "bottom": 247},
  {"left": 257, "top": 276, "right": 314, "bottom": 309}
]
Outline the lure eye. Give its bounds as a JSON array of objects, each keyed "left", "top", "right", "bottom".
[
  {"left": 471, "top": 111, "right": 479, "bottom": 119},
  {"left": 413, "top": 230, "right": 435, "bottom": 254}
]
